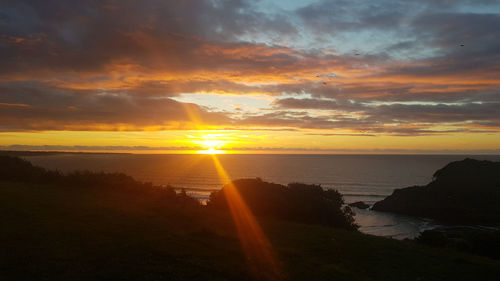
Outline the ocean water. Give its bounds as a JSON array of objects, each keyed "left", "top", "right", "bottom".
[{"left": 24, "top": 153, "right": 500, "bottom": 239}]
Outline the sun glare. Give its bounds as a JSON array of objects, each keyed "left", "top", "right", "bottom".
[
  {"left": 197, "top": 146, "right": 226, "bottom": 154},
  {"left": 191, "top": 133, "right": 231, "bottom": 154}
]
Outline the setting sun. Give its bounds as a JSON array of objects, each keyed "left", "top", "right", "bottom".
[
  {"left": 197, "top": 146, "right": 227, "bottom": 154},
  {"left": 192, "top": 134, "right": 230, "bottom": 154}
]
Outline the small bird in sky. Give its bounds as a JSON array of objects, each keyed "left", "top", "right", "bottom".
[{"left": 460, "top": 44, "right": 464, "bottom": 47}]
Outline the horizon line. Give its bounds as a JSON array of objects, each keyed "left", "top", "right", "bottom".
[{"left": 2, "top": 149, "right": 500, "bottom": 156}]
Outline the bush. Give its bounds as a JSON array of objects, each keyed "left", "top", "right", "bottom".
[{"left": 207, "top": 178, "right": 357, "bottom": 230}]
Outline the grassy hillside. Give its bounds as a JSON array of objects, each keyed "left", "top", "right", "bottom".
[{"left": 1, "top": 181, "right": 499, "bottom": 281}]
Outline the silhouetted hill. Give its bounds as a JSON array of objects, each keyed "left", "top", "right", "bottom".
[
  {"left": 372, "top": 158, "right": 500, "bottom": 223},
  {"left": 0, "top": 155, "right": 199, "bottom": 207},
  {"left": 0, "top": 155, "right": 147, "bottom": 188},
  {"left": 208, "top": 178, "right": 357, "bottom": 230}
]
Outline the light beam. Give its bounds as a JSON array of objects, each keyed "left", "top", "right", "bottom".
[{"left": 210, "top": 154, "right": 285, "bottom": 280}]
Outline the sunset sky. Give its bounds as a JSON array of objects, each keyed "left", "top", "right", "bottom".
[{"left": 1, "top": 0, "right": 500, "bottom": 153}]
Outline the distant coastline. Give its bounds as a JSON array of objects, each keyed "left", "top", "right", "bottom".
[
  {"left": 0, "top": 150, "right": 133, "bottom": 157},
  {"left": 2, "top": 148, "right": 500, "bottom": 156}
]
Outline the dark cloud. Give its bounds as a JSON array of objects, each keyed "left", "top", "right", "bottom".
[
  {"left": 0, "top": 0, "right": 499, "bottom": 136},
  {"left": 273, "top": 98, "right": 362, "bottom": 111},
  {"left": 412, "top": 13, "right": 500, "bottom": 50},
  {"left": 369, "top": 102, "right": 500, "bottom": 125},
  {"left": 296, "top": 0, "right": 410, "bottom": 34},
  {"left": 305, "top": 133, "right": 376, "bottom": 137},
  {"left": 0, "top": 0, "right": 297, "bottom": 76},
  {"left": 0, "top": 81, "right": 230, "bottom": 131},
  {"left": 271, "top": 97, "right": 500, "bottom": 134}
]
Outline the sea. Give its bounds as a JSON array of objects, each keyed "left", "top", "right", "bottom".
[{"left": 23, "top": 153, "right": 500, "bottom": 239}]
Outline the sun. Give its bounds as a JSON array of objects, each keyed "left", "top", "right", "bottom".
[
  {"left": 192, "top": 134, "right": 230, "bottom": 154},
  {"left": 197, "top": 146, "right": 226, "bottom": 154}
]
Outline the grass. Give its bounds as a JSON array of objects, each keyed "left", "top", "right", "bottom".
[{"left": 1, "top": 181, "right": 499, "bottom": 281}]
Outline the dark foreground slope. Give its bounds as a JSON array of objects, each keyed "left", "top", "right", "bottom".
[
  {"left": 2, "top": 181, "right": 500, "bottom": 281},
  {"left": 372, "top": 158, "right": 500, "bottom": 223},
  {"left": 1, "top": 156, "right": 500, "bottom": 280}
]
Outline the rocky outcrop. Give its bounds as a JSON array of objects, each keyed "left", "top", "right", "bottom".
[
  {"left": 348, "top": 201, "right": 370, "bottom": 209},
  {"left": 372, "top": 158, "right": 500, "bottom": 223}
]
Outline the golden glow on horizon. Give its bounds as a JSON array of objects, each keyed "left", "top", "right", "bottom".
[{"left": 1, "top": 130, "right": 500, "bottom": 154}]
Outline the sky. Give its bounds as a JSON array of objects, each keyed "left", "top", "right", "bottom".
[{"left": 1, "top": 0, "right": 500, "bottom": 154}]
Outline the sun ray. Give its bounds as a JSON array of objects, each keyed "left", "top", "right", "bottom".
[
  {"left": 210, "top": 154, "right": 285, "bottom": 280},
  {"left": 180, "top": 101, "right": 284, "bottom": 278}
]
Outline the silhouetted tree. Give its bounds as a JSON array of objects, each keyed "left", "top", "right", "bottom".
[{"left": 208, "top": 178, "right": 358, "bottom": 230}]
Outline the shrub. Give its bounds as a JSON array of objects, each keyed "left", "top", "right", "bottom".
[{"left": 208, "top": 178, "right": 357, "bottom": 230}]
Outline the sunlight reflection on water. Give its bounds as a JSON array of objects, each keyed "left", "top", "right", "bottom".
[{"left": 354, "top": 207, "right": 437, "bottom": 239}]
